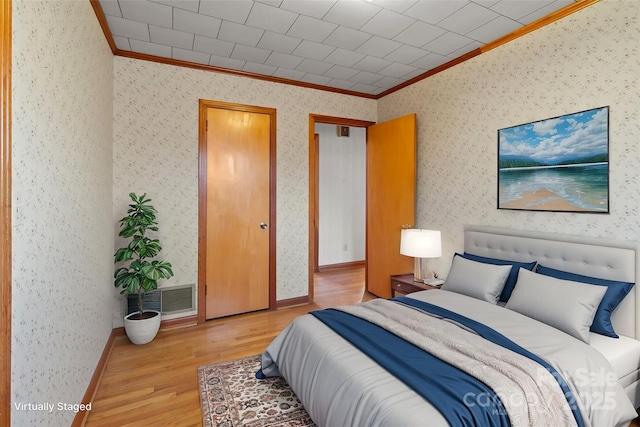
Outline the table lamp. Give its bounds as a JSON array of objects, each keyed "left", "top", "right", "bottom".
[{"left": 400, "top": 229, "right": 442, "bottom": 283}]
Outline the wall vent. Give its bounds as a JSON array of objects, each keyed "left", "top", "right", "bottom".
[
  {"left": 126, "top": 284, "right": 196, "bottom": 316},
  {"left": 160, "top": 284, "right": 196, "bottom": 315}
]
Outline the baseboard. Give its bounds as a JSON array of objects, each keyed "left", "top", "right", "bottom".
[
  {"left": 160, "top": 314, "right": 198, "bottom": 330},
  {"left": 317, "top": 260, "right": 365, "bottom": 272},
  {"left": 276, "top": 295, "right": 309, "bottom": 309},
  {"left": 71, "top": 328, "right": 124, "bottom": 427}
]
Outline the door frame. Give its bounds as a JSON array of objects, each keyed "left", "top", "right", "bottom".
[
  {"left": 1, "top": 1, "right": 12, "bottom": 424},
  {"left": 308, "top": 114, "right": 375, "bottom": 302},
  {"left": 198, "top": 99, "right": 277, "bottom": 323}
]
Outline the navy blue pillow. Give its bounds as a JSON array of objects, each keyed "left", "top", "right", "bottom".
[
  {"left": 460, "top": 253, "right": 537, "bottom": 302},
  {"left": 536, "top": 264, "right": 634, "bottom": 338}
]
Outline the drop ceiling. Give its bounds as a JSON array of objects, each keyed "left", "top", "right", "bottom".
[{"left": 95, "top": 0, "right": 583, "bottom": 98}]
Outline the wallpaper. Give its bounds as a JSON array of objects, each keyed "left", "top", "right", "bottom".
[
  {"left": 11, "top": 1, "right": 114, "bottom": 425},
  {"left": 377, "top": 0, "right": 640, "bottom": 277},
  {"left": 112, "top": 58, "right": 376, "bottom": 324}
]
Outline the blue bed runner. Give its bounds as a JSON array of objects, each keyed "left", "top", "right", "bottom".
[{"left": 303, "top": 297, "right": 584, "bottom": 427}]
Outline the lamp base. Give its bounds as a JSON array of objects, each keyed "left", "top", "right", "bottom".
[{"left": 413, "top": 258, "right": 429, "bottom": 282}]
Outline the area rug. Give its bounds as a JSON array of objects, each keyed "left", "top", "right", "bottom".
[{"left": 198, "top": 354, "right": 315, "bottom": 427}]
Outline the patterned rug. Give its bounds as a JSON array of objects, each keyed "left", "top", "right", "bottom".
[{"left": 198, "top": 354, "right": 315, "bottom": 427}]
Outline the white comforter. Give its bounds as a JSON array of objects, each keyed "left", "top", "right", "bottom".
[{"left": 260, "top": 290, "right": 637, "bottom": 427}]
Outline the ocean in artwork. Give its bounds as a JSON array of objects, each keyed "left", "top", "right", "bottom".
[{"left": 498, "top": 163, "right": 608, "bottom": 211}]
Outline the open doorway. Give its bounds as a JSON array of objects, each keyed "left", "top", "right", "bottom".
[
  {"left": 308, "top": 115, "right": 374, "bottom": 302},
  {"left": 314, "top": 123, "right": 366, "bottom": 272},
  {"left": 308, "top": 114, "right": 417, "bottom": 301}
]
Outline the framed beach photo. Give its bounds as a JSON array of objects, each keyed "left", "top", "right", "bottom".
[{"left": 498, "top": 106, "right": 609, "bottom": 213}]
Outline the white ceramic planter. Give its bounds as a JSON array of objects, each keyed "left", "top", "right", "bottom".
[{"left": 124, "top": 310, "right": 161, "bottom": 345}]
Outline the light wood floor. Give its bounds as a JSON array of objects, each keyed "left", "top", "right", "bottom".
[{"left": 84, "top": 265, "right": 372, "bottom": 427}]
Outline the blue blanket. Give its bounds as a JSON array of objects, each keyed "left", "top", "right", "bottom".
[{"left": 305, "top": 297, "right": 584, "bottom": 427}]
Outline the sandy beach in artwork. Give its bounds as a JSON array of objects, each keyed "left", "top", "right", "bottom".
[{"left": 500, "top": 188, "right": 594, "bottom": 211}]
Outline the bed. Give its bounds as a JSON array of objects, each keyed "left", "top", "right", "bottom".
[{"left": 259, "top": 226, "right": 640, "bottom": 426}]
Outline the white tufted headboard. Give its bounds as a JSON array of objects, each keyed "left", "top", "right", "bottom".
[{"left": 464, "top": 225, "right": 639, "bottom": 340}]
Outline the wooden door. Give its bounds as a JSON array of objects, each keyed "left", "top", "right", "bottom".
[
  {"left": 366, "top": 114, "right": 416, "bottom": 298},
  {"left": 204, "top": 105, "right": 273, "bottom": 319}
]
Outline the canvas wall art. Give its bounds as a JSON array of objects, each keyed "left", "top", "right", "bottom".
[{"left": 498, "top": 106, "right": 609, "bottom": 213}]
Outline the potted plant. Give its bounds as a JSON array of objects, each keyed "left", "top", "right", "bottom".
[{"left": 114, "top": 193, "right": 174, "bottom": 345}]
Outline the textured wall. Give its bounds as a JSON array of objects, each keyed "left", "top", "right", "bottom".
[
  {"left": 377, "top": 0, "right": 640, "bottom": 277},
  {"left": 12, "top": 1, "right": 114, "bottom": 425},
  {"left": 112, "top": 58, "right": 376, "bottom": 324}
]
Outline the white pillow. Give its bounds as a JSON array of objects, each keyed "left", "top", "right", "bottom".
[
  {"left": 441, "top": 255, "right": 511, "bottom": 304},
  {"left": 505, "top": 268, "right": 607, "bottom": 343}
]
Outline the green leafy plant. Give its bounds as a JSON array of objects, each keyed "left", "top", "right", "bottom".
[{"left": 114, "top": 193, "right": 174, "bottom": 319}]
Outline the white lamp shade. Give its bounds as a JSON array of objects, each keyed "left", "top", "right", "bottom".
[{"left": 400, "top": 229, "right": 442, "bottom": 258}]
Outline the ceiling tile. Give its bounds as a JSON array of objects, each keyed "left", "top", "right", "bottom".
[
  {"left": 490, "top": 0, "right": 555, "bottom": 21},
  {"left": 518, "top": 0, "right": 572, "bottom": 24},
  {"left": 360, "top": 9, "right": 415, "bottom": 39},
  {"left": 356, "top": 36, "right": 402, "bottom": 58},
  {"left": 130, "top": 39, "right": 171, "bottom": 56},
  {"left": 404, "top": 1, "right": 468, "bottom": 25},
  {"left": 325, "top": 78, "right": 355, "bottom": 90},
  {"left": 373, "top": 75, "right": 403, "bottom": 89},
  {"left": 112, "top": 35, "right": 131, "bottom": 50},
  {"left": 322, "top": 0, "right": 381, "bottom": 29},
  {"left": 198, "top": 0, "right": 254, "bottom": 24},
  {"left": 301, "top": 73, "right": 332, "bottom": 85},
  {"left": 437, "top": 2, "right": 499, "bottom": 34},
  {"left": 324, "top": 65, "right": 359, "bottom": 80},
  {"left": 287, "top": 15, "right": 338, "bottom": 42},
  {"left": 209, "top": 54, "right": 246, "bottom": 69},
  {"left": 273, "top": 67, "right": 306, "bottom": 80},
  {"left": 246, "top": 2, "right": 298, "bottom": 33},
  {"left": 447, "top": 39, "right": 482, "bottom": 58},
  {"left": 423, "top": 32, "right": 476, "bottom": 56},
  {"left": 257, "top": 31, "right": 302, "bottom": 54},
  {"left": 385, "top": 45, "right": 429, "bottom": 65},
  {"left": 324, "top": 48, "right": 366, "bottom": 67},
  {"left": 218, "top": 20, "right": 264, "bottom": 46},
  {"left": 119, "top": 0, "right": 172, "bottom": 27},
  {"left": 193, "top": 35, "right": 235, "bottom": 57},
  {"left": 172, "top": 47, "right": 211, "bottom": 65},
  {"left": 291, "top": 40, "right": 335, "bottom": 60},
  {"left": 296, "top": 58, "right": 333, "bottom": 74},
  {"left": 466, "top": 15, "right": 521, "bottom": 43},
  {"left": 280, "top": 0, "right": 336, "bottom": 19},
  {"left": 265, "top": 51, "right": 305, "bottom": 69},
  {"left": 351, "top": 70, "right": 384, "bottom": 85},
  {"left": 411, "top": 52, "right": 450, "bottom": 69},
  {"left": 99, "top": 0, "right": 122, "bottom": 17},
  {"left": 378, "top": 62, "right": 417, "bottom": 78},
  {"left": 149, "top": 25, "right": 194, "bottom": 49},
  {"left": 394, "top": 21, "right": 447, "bottom": 48},
  {"left": 151, "top": 0, "right": 199, "bottom": 13},
  {"left": 323, "top": 26, "right": 372, "bottom": 50},
  {"left": 255, "top": 0, "right": 283, "bottom": 6},
  {"left": 173, "top": 9, "right": 221, "bottom": 39},
  {"left": 368, "top": 0, "right": 417, "bottom": 14},
  {"left": 243, "top": 62, "right": 278, "bottom": 75},
  {"left": 352, "top": 55, "right": 393, "bottom": 73},
  {"left": 350, "top": 82, "right": 382, "bottom": 94},
  {"left": 231, "top": 44, "right": 272, "bottom": 63},
  {"left": 106, "top": 15, "right": 150, "bottom": 41}
]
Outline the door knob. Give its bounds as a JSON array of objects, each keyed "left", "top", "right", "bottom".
[{"left": 260, "top": 222, "right": 268, "bottom": 229}]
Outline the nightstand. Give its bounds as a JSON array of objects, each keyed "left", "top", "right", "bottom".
[{"left": 391, "top": 274, "right": 441, "bottom": 297}]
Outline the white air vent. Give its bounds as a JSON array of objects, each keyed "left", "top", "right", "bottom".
[{"left": 161, "top": 284, "right": 196, "bottom": 315}]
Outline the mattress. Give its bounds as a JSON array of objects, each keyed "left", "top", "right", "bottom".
[{"left": 590, "top": 333, "right": 640, "bottom": 389}]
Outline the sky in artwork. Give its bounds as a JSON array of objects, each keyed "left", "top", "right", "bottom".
[{"left": 498, "top": 106, "right": 609, "bottom": 164}]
